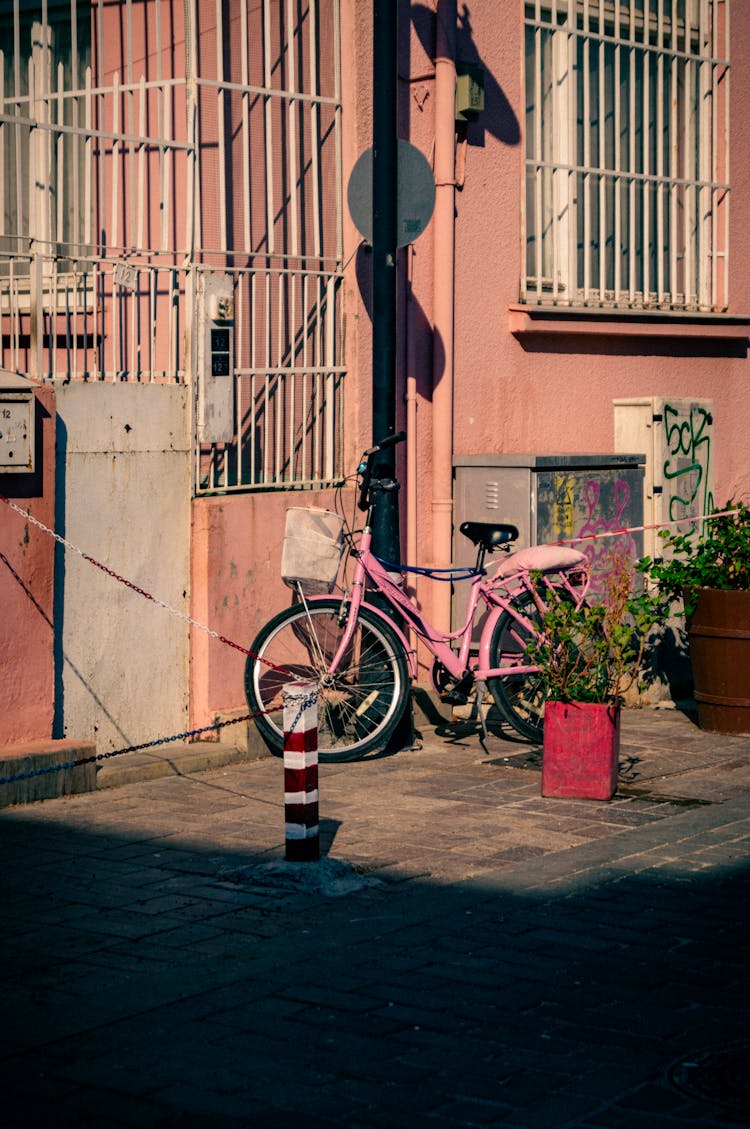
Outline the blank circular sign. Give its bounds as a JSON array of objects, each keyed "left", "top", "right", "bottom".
[{"left": 347, "top": 139, "right": 436, "bottom": 247}]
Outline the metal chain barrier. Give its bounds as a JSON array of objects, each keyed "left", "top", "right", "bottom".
[
  {"left": 0, "top": 493, "right": 317, "bottom": 789},
  {"left": 551, "top": 506, "right": 740, "bottom": 548},
  {"left": 0, "top": 491, "right": 740, "bottom": 791},
  {"left": 0, "top": 493, "right": 288, "bottom": 670},
  {"left": 0, "top": 711, "right": 263, "bottom": 787},
  {"left": 0, "top": 691, "right": 322, "bottom": 788}
]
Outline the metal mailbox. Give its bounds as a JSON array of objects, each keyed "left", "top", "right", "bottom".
[{"left": 0, "top": 371, "right": 35, "bottom": 474}]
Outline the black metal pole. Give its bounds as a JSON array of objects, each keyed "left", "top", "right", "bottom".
[
  {"left": 371, "top": 1, "right": 413, "bottom": 749},
  {"left": 371, "top": 0, "right": 400, "bottom": 563}
]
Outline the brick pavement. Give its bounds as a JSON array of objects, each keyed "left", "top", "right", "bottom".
[{"left": 1, "top": 706, "right": 749, "bottom": 1128}]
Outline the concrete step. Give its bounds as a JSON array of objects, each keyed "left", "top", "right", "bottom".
[
  {"left": 0, "top": 739, "right": 98, "bottom": 808},
  {"left": 0, "top": 713, "right": 273, "bottom": 808},
  {"left": 0, "top": 692, "right": 455, "bottom": 808},
  {"left": 95, "top": 739, "right": 259, "bottom": 790}
]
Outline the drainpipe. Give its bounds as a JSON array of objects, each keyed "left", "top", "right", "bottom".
[
  {"left": 431, "top": 0, "right": 457, "bottom": 633},
  {"left": 370, "top": 0, "right": 401, "bottom": 567},
  {"left": 405, "top": 243, "right": 417, "bottom": 575}
]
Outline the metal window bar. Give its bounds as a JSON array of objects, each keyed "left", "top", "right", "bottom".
[
  {"left": 642, "top": 0, "right": 650, "bottom": 303},
  {"left": 656, "top": 1, "right": 665, "bottom": 302},
  {"left": 309, "top": 0, "right": 322, "bottom": 259},
  {"left": 522, "top": 0, "right": 729, "bottom": 310},
  {"left": 191, "top": 0, "right": 343, "bottom": 493},
  {"left": 598, "top": 6, "right": 606, "bottom": 300},
  {"left": 628, "top": 6, "right": 636, "bottom": 305},
  {"left": 240, "top": 0, "right": 251, "bottom": 257},
  {"left": 717, "top": 0, "right": 729, "bottom": 308},
  {"left": 263, "top": 0, "right": 275, "bottom": 257}
]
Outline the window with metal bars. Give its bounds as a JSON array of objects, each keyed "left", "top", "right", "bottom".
[
  {"left": 523, "top": 0, "right": 730, "bottom": 311},
  {"left": 0, "top": 1, "right": 91, "bottom": 281}
]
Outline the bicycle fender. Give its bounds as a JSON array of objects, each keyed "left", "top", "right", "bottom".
[{"left": 302, "top": 595, "right": 417, "bottom": 679}]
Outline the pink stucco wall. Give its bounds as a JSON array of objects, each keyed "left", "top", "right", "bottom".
[
  {"left": 193, "top": 0, "right": 750, "bottom": 717},
  {"left": 4, "top": 3, "right": 748, "bottom": 740},
  {"left": 190, "top": 488, "right": 352, "bottom": 728},
  {"left": 447, "top": 3, "right": 750, "bottom": 497},
  {"left": 193, "top": 0, "right": 750, "bottom": 719},
  {"left": 0, "top": 386, "right": 56, "bottom": 746},
  {"left": 341, "top": 0, "right": 750, "bottom": 677}
]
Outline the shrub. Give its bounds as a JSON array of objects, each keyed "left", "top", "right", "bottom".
[{"left": 527, "top": 554, "right": 664, "bottom": 705}]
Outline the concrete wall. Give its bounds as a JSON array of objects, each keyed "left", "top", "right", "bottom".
[
  {"left": 54, "top": 384, "right": 191, "bottom": 750},
  {"left": 0, "top": 383, "right": 56, "bottom": 745}
]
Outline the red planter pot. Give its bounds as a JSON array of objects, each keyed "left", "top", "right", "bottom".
[{"left": 542, "top": 700, "right": 620, "bottom": 800}]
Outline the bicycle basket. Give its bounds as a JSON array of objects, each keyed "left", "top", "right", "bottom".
[{"left": 281, "top": 507, "right": 345, "bottom": 595}]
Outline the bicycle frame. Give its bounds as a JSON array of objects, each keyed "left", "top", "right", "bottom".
[{"left": 309, "top": 520, "right": 588, "bottom": 688}]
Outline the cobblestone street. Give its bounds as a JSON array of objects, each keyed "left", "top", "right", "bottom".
[{"left": 2, "top": 707, "right": 749, "bottom": 1128}]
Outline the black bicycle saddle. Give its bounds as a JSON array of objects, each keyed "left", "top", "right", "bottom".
[{"left": 459, "top": 521, "right": 519, "bottom": 552}]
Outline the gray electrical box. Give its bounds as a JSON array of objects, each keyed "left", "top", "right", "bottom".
[
  {"left": 0, "top": 370, "right": 35, "bottom": 474},
  {"left": 196, "top": 273, "right": 235, "bottom": 444},
  {"left": 452, "top": 453, "right": 646, "bottom": 631}
]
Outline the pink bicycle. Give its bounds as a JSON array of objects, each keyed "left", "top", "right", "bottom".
[{"left": 245, "top": 434, "right": 589, "bottom": 761}]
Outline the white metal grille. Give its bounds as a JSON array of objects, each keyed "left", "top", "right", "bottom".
[
  {"left": 0, "top": 0, "right": 344, "bottom": 492},
  {"left": 196, "top": 263, "right": 344, "bottom": 493},
  {"left": 523, "top": 0, "right": 730, "bottom": 311},
  {"left": 189, "top": 0, "right": 344, "bottom": 493}
]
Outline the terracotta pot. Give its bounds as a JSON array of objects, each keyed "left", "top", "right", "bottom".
[
  {"left": 687, "top": 587, "right": 750, "bottom": 735},
  {"left": 542, "top": 700, "right": 620, "bottom": 800}
]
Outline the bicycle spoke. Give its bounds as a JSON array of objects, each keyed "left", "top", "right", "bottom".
[{"left": 245, "top": 600, "right": 409, "bottom": 761}]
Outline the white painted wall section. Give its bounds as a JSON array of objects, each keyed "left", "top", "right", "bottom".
[{"left": 55, "top": 384, "right": 191, "bottom": 751}]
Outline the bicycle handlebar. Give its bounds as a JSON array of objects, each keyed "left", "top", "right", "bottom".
[
  {"left": 357, "top": 431, "right": 406, "bottom": 511},
  {"left": 362, "top": 431, "right": 407, "bottom": 458}
]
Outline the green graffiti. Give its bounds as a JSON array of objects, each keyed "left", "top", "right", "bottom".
[{"left": 663, "top": 402, "right": 714, "bottom": 524}]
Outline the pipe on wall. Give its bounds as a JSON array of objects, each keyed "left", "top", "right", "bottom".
[
  {"left": 431, "top": 0, "right": 457, "bottom": 633},
  {"left": 405, "top": 243, "right": 418, "bottom": 595}
]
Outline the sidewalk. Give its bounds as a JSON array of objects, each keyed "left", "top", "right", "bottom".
[{"left": 1, "top": 705, "right": 749, "bottom": 1128}]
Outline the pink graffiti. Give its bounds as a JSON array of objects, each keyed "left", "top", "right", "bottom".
[{"left": 576, "top": 480, "right": 637, "bottom": 595}]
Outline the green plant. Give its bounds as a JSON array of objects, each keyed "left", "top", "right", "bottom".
[
  {"left": 526, "top": 554, "right": 664, "bottom": 706},
  {"left": 637, "top": 499, "right": 750, "bottom": 616}
]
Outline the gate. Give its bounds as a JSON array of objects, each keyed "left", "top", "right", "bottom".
[{"left": 0, "top": 0, "right": 344, "bottom": 493}]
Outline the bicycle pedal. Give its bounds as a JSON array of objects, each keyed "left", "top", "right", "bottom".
[{"left": 441, "top": 689, "right": 468, "bottom": 706}]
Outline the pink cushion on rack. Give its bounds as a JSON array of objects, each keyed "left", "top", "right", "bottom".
[{"left": 494, "top": 545, "right": 586, "bottom": 578}]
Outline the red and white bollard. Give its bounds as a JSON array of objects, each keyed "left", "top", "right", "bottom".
[{"left": 282, "top": 682, "right": 319, "bottom": 862}]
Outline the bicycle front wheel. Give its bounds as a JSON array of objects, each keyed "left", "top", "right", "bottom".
[
  {"left": 487, "top": 590, "right": 555, "bottom": 743},
  {"left": 244, "top": 598, "right": 410, "bottom": 762}
]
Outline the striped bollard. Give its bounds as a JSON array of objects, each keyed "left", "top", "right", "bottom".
[{"left": 282, "top": 682, "right": 320, "bottom": 862}]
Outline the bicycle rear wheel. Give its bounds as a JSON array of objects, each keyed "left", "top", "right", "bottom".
[
  {"left": 488, "top": 589, "right": 574, "bottom": 743},
  {"left": 244, "top": 598, "right": 410, "bottom": 762}
]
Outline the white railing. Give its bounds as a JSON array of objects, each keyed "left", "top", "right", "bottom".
[{"left": 0, "top": 252, "right": 187, "bottom": 383}]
